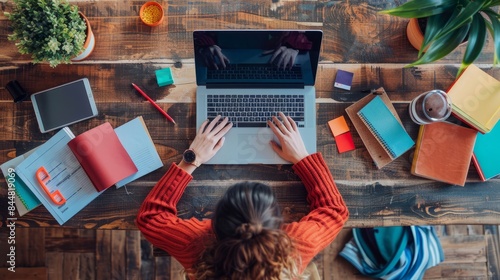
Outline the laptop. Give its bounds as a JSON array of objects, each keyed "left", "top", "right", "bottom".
[{"left": 194, "top": 30, "right": 322, "bottom": 164}]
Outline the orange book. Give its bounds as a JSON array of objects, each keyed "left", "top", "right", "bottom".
[{"left": 411, "top": 122, "right": 477, "bottom": 186}]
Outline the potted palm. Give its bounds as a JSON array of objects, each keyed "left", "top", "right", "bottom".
[
  {"left": 380, "top": 0, "right": 500, "bottom": 77},
  {"left": 5, "top": 0, "right": 95, "bottom": 67}
]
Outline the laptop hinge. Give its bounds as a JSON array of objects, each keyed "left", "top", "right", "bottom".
[{"left": 206, "top": 83, "right": 304, "bottom": 89}]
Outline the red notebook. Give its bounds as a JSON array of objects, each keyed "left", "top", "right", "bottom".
[
  {"left": 68, "top": 122, "right": 138, "bottom": 191},
  {"left": 411, "top": 122, "right": 477, "bottom": 186}
]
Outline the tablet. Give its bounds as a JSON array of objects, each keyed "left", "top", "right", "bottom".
[{"left": 31, "top": 78, "right": 98, "bottom": 133}]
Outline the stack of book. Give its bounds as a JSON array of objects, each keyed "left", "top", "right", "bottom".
[
  {"left": 446, "top": 64, "right": 500, "bottom": 134},
  {"left": 346, "top": 88, "right": 414, "bottom": 169},
  {"left": 0, "top": 116, "right": 163, "bottom": 224}
]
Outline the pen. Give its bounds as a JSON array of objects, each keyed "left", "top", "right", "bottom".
[{"left": 131, "top": 83, "right": 176, "bottom": 124}]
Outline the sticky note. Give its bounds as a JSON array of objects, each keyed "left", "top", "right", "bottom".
[
  {"left": 334, "top": 69, "right": 354, "bottom": 90},
  {"left": 328, "top": 116, "right": 350, "bottom": 137},
  {"left": 335, "top": 131, "right": 355, "bottom": 153},
  {"left": 155, "top": 68, "right": 174, "bottom": 87}
]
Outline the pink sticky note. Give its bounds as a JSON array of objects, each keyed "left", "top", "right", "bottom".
[
  {"left": 335, "top": 131, "right": 355, "bottom": 153},
  {"left": 328, "top": 116, "right": 350, "bottom": 137}
]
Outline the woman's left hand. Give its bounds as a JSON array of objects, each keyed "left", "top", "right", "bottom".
[{"left": 179, "top": 116, "right": 233, "bottom": 173}]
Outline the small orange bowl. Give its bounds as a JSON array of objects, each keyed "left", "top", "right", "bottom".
[{"left": 140, "top": 2, "right": 164, "bottom": 27}]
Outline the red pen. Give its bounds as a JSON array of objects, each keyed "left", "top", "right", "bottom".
[{"left": 131, "top": 83, "right": 176, "bottom": 124}]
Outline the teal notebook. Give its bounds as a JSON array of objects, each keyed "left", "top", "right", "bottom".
[
  {"left": 11, "top": 172, "right": 41, "bottom": 210},
  {"left": 473, "top": 121, "right": 500, "bottom": 181},
  {"left": 1, "top": 150, "right": 42, "bottom": 215},
  {"left": 357, "top": 95, "right": 415, "bottom": 159}
]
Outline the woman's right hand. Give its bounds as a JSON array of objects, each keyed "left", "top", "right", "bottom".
[{"left": 267, "top": 112, "right": 309, "bottom": 164}]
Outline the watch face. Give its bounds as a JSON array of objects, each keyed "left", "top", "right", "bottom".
[{"left": 183, "top": 149, "right": 196, "bottom": 163}]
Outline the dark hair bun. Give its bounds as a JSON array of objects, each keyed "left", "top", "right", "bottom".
[{"left": 236, "top": 223, "right": 263, "bottom": 240}]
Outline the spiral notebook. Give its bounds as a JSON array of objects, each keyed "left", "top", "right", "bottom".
[
  {"left": 357, "top": 95, "right": 415, "bottom": 159},
  {"left": 0, "top": 149, "right": 42, "bottom": 216}
]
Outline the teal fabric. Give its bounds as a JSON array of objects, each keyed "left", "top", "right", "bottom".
[
  {"left": 340, "top": 226, "right": 444, "bottom": 280},
  {"left": 352, "top": 227, "right": 410, "bottom": 278},
  {"left": 375, "top": 227, "right": 408, "bottom": 262}
]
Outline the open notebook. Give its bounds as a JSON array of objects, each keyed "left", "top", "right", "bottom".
[{"left": 13, "top": 116, "right": 162, "bottom": 224}]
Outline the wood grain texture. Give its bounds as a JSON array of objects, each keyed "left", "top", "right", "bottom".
[
  {"left": 1, "top": 0, "right": 500, "bottom": 230},
  {"left": 485, "top": 225, "right": 500, "bottom": 279},
  {"left": 1, "top": 226, "right": 498, "bottom": 279}
]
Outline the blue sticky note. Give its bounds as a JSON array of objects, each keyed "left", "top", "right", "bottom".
[{"left": 155, "top": 68, "right": 174, "bottom": 87}]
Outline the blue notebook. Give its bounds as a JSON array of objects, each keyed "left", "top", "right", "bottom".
[
  {"left": 357, "top": 95, "right": 415, "bottom": 159},
  {"left": 473, "top": 121, "right": 500, "bottom": 181}
]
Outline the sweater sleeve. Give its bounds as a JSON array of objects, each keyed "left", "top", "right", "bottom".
[
  {"left": 136, "top": 163, "right": 212, "bottom": 269},
  {"left": 283, "top": 153, "right": 349, "bottom": 272}
]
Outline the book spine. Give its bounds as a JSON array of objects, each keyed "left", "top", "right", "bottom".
[
  {"left": 450, "top": 110, "right": 486, "bottom": 134},
  {"left": 410, "top": 124, "right": 425, "bottom": 175},
  {"left": 471, "top": 153, "right": 486, "bottom": 182},
  {"left": 358, "top": 112, "right": 396, "bottom": 158}
]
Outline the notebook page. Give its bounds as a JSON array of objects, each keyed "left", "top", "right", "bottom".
[
  {"left": 114, "top": 116, "right": 163, "bottom": 187},
  {"left": 16, "top": 128, "right": 101, "bottom": 225}
]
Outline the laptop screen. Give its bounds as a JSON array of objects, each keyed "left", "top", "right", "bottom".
[{"left": 193, "top": 30, "right": 322, "bottom": 87}]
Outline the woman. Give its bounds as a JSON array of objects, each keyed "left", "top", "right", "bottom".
[{"left": 136, "top": 113, "right": 349, "bottom": 279}]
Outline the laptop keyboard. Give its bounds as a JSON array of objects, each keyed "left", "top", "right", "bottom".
[
  {"left": 207, "top": 64, "right": 303, "bottom": 81},
  {"left": 207, "top": 94, "right": 305, "bottom": 127}
]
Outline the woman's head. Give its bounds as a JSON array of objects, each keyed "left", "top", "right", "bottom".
[
  {"left": 213, "top": 182, "right": 282, "bottom": 240},
  {"left": 191, "top": 182, "right": 300, "bottom": 280}
]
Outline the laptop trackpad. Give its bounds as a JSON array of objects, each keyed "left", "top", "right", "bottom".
[{"left": 237, "top": 133, "right": 276, "bottom": 160}]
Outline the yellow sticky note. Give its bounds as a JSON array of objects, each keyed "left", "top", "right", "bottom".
[{"left": 328, "top": 116, "right": 350, "bottom": 137}]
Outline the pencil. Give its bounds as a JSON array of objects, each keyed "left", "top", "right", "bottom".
[{"left": 131, "top": 83, "right": 176, "bottom": 124}]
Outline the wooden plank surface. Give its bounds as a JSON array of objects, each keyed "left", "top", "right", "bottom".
[{"left": 0, "top": 0, "right": 500, "bottom": 230}]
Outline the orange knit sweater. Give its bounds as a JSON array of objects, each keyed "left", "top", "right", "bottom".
[{"left": 136, "top": 153, "right": 349, "bottom": 275}]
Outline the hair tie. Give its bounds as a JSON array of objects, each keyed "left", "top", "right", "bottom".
[{"left": 236, "top": 223, "right": 262, "bottom": 240}]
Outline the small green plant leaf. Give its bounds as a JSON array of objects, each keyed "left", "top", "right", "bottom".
[
  {"left": 486, "top": 0, "right": 500, "bottom": 8},
  {"left": 379, "top": 0, "right": 457, "bottom": 18},
  {"left": 484, "top": 9, "right": 500, "bottom": 65},
  {"left": 431, "top": 0, "right": 484, "bottom": 43},
  {"left": 419, "top": 13, "right": 452, "bottom": 58},
  {"left": 458, "top": 14, "right": 488, "bottom": 77},
  {"left": 7, "top": 0, "right": 87, "bottom": 67},
  {"left": 408, "top": 23, "right": 470, "bottom": 67}
]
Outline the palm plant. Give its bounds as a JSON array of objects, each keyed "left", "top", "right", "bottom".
[{"left": 380, "top": 0, "right": 500, "bottom": 77}]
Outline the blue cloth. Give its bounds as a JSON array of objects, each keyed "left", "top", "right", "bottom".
[{"left": 339, "top": 226, "right": 444, "bottom": 280}]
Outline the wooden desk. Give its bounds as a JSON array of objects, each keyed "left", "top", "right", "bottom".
[{"left": 1, "top": 0, "right": 499, "bottom": 229}]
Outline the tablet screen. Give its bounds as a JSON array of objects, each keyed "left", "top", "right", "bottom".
[{"left": 31, "top": 78, "right": 98, "bottom": 132}]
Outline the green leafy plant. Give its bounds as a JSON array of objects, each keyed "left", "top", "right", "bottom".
[
  {"left": 380, "top": 0, "right": 500, "bottom": 77},
  {"left": 5, "top": 0, "right": 87, "bottom": 67}
]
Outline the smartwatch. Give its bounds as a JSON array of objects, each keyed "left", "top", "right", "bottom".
[{"left": 183, "top": 149, "right": 201, "bottom": 167}]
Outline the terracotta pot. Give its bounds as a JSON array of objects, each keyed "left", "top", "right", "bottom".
[
  {"left": 72, "top": 12, "right": 95, "bottom": 62},
  {"left": 406, "top": 18, "right": 424, "bottom": 51}
]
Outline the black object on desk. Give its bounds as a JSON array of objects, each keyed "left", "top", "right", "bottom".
[{"left": 6, "top": 80, "right": 29, "bottom": 103}]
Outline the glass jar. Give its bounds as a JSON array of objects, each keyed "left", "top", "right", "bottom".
[{"left": 409, "top": 89, "right": 452, "bottom": 125}]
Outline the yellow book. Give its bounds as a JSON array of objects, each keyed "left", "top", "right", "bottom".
[{"left": 447, "top": 64, "right": 500, "bottom": 132}]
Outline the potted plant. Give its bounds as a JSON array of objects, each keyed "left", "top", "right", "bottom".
[
  {"left": 5, "top": 0, "right": 95, "bottom": 67},
  {"left": 380, "top": 0, "right": 500, "bottom": 77}
]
